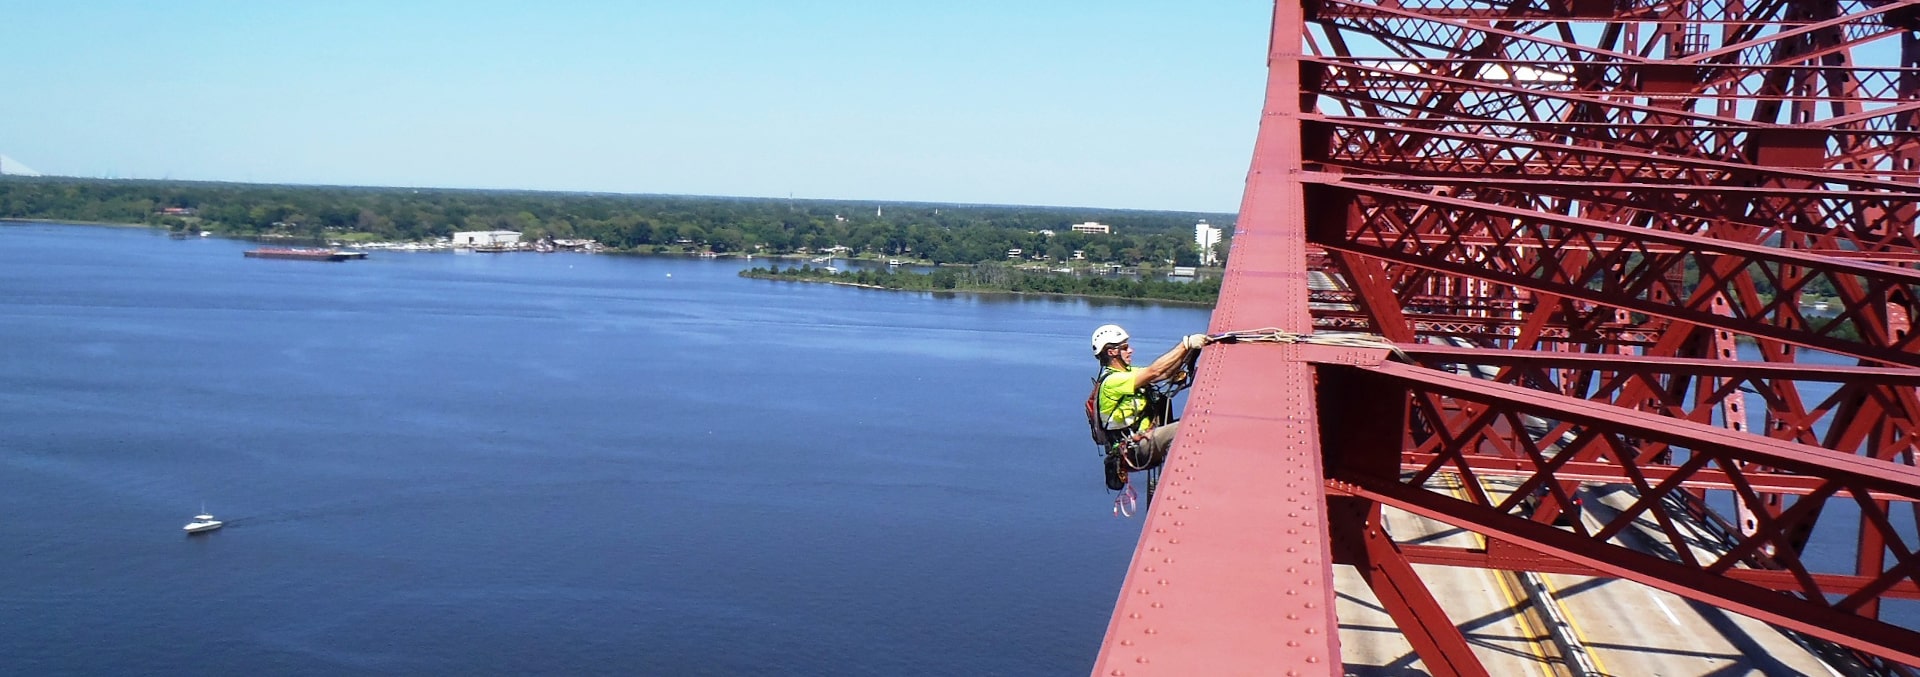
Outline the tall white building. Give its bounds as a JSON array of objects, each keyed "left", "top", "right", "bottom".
[
  {"left": 1070, "top": 221, "right": 1111, "bottom": 235},
  {"left": 1194, "top": 220, "right": 1223, "bottom": 266}
]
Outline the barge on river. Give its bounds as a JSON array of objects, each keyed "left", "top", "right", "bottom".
[{"left": 243, "top": 247, "right": 368, "bottom": 262}]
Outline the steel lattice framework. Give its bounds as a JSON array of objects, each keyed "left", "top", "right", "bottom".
[{"left": 1096, "top": 0, "right": 1920, "bottom": 675}]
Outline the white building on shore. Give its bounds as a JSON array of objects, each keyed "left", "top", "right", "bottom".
[
  {"left": 452, "top": 230, "right": 522, "bottom": 247},
  {"left": 1194, "top": 220, "right": 1223, "bottom": 266}
]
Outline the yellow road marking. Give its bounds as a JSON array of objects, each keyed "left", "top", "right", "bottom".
[
  {"left": 1489, "top": 557, "right": 1566, "bottom": 677},
  {"left": 1541, "top": 573, "right": 1612, "bottom": 676},
  {"left": 1436, "top": 474, "right": 1566, "bottom": 677}
]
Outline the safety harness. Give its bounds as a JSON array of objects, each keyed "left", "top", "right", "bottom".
[{"left": 1086, "top": 364, "right": 1176, "bottom": 502}]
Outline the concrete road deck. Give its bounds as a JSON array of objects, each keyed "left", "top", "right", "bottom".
[{"left": 1337, "top": 478, "right": 1843, "bottom": 676}]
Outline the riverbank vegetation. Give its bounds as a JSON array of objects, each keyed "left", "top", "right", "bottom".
[
  {"left": 0, "top": 176, "right": 1231, "bottom": 268},
  {"left": 6, "top": 176, "right": 1856, "bottom": 328},
  {"left": 740, "top": 263, "right": 1221, "bottom": 305}
]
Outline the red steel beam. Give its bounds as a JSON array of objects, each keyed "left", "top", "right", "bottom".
[
  {"left": 1101, "top": 0, "right": 1920, "bottom": 673},
  {"left": 1398, "top": 453, "right": 1920, "bottom": 500},
  {"left": 1092, "top": 2, "right": 1342, "bottom": 674},
  {"left": 1313, "top": 181, "right": 1920, "bottom": 367},
  {"left": 1339, "top": 473, "right": 1920, "bottom": 665},
  {"left": 1399, "top": 344, "right": 1920, "bottom": 385},
  {"left": 1324, "top": 356, "right": 1920, "bottom": 660},
  {"left": 1393, "top": 543, "right": 1920, "bottom": 599}
]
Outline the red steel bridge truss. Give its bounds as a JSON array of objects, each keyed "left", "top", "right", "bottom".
[{"left": 1096, "top": 0, "right": 1920, "bottom": 675}]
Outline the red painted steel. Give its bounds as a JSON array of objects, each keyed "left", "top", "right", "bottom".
[
  {"left": 1092, "top": 3, "right": 1347, "bottom": 675},
  {"left": 1098, "top": 0, "right": 1920, "bottom": 673}
]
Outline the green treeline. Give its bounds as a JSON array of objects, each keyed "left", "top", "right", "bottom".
[
  {"left": 0, "top": 176, "right": 1231, "bottom": 267},
  {"left": 741, "top": 263, "right": 1222, "bottom": 305},
  {"left": 11, "top": 176, "right": 1853, "bottom": 328}
]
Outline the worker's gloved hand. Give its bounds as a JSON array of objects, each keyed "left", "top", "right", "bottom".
[{"left": 1182, "top": 333, "right": 1210, "bottom": 350}]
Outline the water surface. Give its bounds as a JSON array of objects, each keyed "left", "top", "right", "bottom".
[{"left": 0, "top": 223, "right": 1211, "bottom": 675}]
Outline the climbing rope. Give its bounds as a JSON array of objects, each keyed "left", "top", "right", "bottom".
[
  {"left": 1113, "top": 483, "right": 1139, "bottom": 518},
  {"left": 1099, "top": 329, "right": 1406, "bottom": 518},
  {"left": 1209, "top": 328, "right": 1411, "bottom": 363}
]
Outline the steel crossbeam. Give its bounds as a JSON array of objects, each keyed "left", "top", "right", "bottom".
[
  {"left": 1317, "top": 180, "right": 1920, "bottom": 366},
  {"left": 1097, "top": 0, "right": 1920, "bottom": 673},
  {"left": 1322, "top": 357, "right": 1920, "bottom": 663}
]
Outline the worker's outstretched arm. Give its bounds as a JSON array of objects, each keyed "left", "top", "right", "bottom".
[{"left": 1130, "top": 334, "right": 1209, "bottom": 389}]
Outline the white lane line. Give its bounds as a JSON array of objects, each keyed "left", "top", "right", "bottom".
[{"left": 1649, "top": 590, "right": 1683, "bottom": 626}]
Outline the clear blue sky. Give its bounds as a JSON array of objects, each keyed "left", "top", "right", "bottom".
[{"left": 0, "top": 2, "right": 1273, "bottom": 213}]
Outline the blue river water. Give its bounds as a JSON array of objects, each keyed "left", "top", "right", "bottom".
[{"left": 0, "top": 223, "right": 1212, "bottom": 676}]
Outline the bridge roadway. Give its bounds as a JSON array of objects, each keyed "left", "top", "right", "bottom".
[{"left": 1333, "top": 478, "right": 1842, "bottom": 676}]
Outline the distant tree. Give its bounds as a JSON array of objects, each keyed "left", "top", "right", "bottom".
[{"left": 709, "top": 227, "right": 749, "bottom": 253}]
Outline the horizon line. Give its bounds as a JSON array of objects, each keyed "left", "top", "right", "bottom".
[{"left": 0, "top": 173, "right": 1241, "bottom": 217}]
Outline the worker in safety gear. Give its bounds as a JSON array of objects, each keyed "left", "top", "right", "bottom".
[{"left": 1090, "top": 324, "right": 1211, "bottom": 486}]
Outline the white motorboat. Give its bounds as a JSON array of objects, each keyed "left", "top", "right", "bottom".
[{"left": 183, "top": 512, "right": 223, "bottom": 534}]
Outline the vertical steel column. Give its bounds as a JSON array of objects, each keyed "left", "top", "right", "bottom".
[{"left": 1092, "top": 1, "right": 1341, "bottom": 675}]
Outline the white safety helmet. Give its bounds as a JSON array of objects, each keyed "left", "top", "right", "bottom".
[{"left": 1090, "top": 324, "right": 1130, "bottom": 354}]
